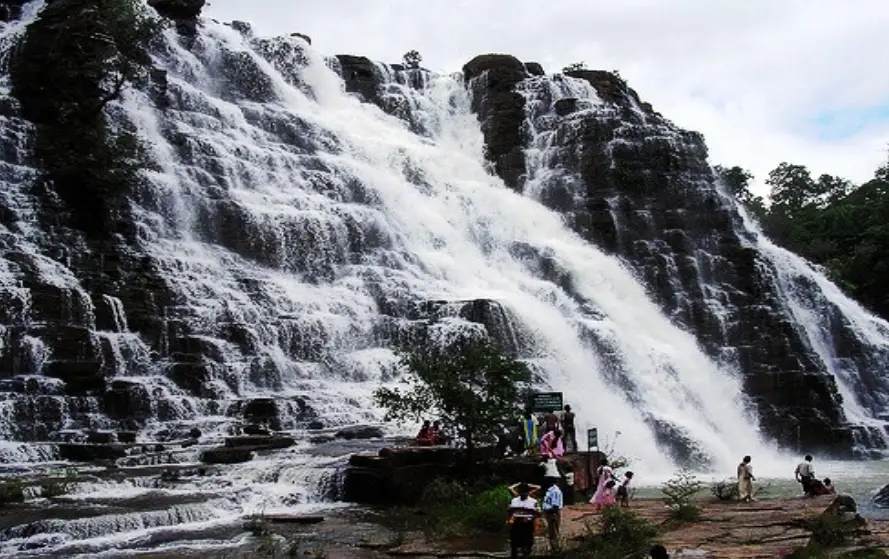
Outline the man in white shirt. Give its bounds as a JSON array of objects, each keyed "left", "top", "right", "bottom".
[
  {"left": 795, "top": 454, "right": 815, "bottom": 496},
  {"left": 508, "top": 483, "right": 539, "bottom": 558},
  {"left": 542, "top": 479, "right": 564, "bottom": 552}
]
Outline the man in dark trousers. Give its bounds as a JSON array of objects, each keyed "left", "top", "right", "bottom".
[
  {"left": 507, "top": 483, "right": 539, "bottom": 558},
  {"left": 562, "top": 405, "right": 576, "bottom": 452}
]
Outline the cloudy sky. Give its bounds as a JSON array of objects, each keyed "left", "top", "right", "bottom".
[{"left": 205, "top": 0, "right": 889, "bottom": 195}]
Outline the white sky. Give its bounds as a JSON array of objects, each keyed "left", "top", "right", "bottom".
[{"left": 204, "top": 0, "right": 889, "bottom": 195}]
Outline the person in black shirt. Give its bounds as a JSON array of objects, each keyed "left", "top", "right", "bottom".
[{"left": 562, "top": 405, "right": 576, "bottom": 452}]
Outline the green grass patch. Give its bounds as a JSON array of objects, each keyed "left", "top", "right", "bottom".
[{"left": 420, "top": 478, "right": 510, "bottom": 539}]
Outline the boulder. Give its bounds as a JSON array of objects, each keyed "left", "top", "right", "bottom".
[
  {"left": 224, "top": 435, "right": 295, "bottom": 450},
  {"left": 872, "top": 484, "right": 889, "bottom": 508},
  {"left": 58, "top": 443, "right": 127, "bottom": 462},
  {"left": 335, "top": 55, "right": 382, "bottom": 104},
  {"left": 524, "top": 62, "right": 545, "bottom": 76},
  {"left": 200, "top": 447, "right": 253, "bottom": 464},
  {"left": 335, "top": 425, "right": 384, "bottom": 440},
  {"left": 554, "top": 98, "right": 578, "bottom": 117},
  {"left": 147, "top": 0, "right": 205, "bottom": 20}
]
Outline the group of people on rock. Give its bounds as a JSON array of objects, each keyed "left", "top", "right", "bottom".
[
  {"left": 589, "top": 457, "right": 634, "bottom": 509},
  {"left": 414, "top": 420, "right": 448, "bottom": 446},
  {"left": 519, "top": 404, "right": 577, "bottom": 457}
]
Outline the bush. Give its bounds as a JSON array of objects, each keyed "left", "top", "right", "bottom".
[
  {"left": 421, "top": 478, "right": 510, "bottom": 538},
  {"left": 662, "top": 470, "right": 703, "bottom": 523},
  {"left": 564, "top": 507, "right": 659, "bottom": 559}
]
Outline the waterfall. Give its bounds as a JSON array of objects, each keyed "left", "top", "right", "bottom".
[{"left": 1, "top": 1, "right": 888, "bottom": 554}]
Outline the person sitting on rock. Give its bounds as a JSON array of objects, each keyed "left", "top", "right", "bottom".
[
  {"left": 415, "top": 421, "right": 434, "bottom": 446},
  {"left": 539, "top": 429, "right": 564, "bottom": 459},
  {"left": 809, "top": 477, "right": 837, "bottom": 496}
]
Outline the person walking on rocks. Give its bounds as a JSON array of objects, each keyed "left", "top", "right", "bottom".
[
  {"left": 795, "top": 454, "right": 815, "bottom": 496},
  {"left": 542, "top": 478, "right": 564, "bottom": 553},
  {"left": 737, "top": 455, "right": 756, "bottom": 502}
]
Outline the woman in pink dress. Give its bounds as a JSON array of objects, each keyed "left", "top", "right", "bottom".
[
  {"left": 589, "top": 458, "right": 616, "bottom": 510},
  {"left": 538, "top": 429, "right": 565, "bottom": 459}
]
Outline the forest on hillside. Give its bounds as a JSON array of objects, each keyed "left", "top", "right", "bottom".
[{"left": 718, "top": 154, "right": 889, "bottom": 321}]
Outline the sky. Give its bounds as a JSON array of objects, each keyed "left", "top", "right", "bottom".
[{"left": 204, "top": 0, "right": 889, "bottom": 195}]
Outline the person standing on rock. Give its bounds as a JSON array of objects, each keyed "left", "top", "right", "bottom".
[
  {"left": 521, "top": 411, "right": 538, "bottom": 455},
  {"left": 562, "top": 405, "right": 576, "bottom": 452},
  {"left": 542, "top": 478, "right": 564, "bottom": 553},
  {"left": 795, "top": 454, "right": 815, "bottom": 496},
  {"left": 737, "top": 455, "right": 755, "bottom": 502},
  {"left": 543, "top": 409, "right": 560, "bottom": 434},
  {"left": 539, "top": 429, "right": 564, "bottom": 459}
]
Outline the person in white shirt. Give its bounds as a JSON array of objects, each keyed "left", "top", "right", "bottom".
[
  {"left": 542, "top": 479, "right": 564, "bottom": 552},
  {"left": 541, "top": 456, "right": 562, "bottom": 487},
  {"left": 795, "top": 454, "right": 815, "bottom": 496},
  {"left": 507, "top": 483, "right": 540, "bottom": 558},
  {"left": 737, "top": 455, "right": 755, "bottom": 502}
]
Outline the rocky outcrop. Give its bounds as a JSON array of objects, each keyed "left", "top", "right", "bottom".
[
  {"left": 148, "top": 0, "right": 205, "bottom": 35},
  {"left": 462, "top": 55, "right": 528, "bottom": 189},
  {"left": 464, "top": 57, "right": 879, "bottom": 455}
]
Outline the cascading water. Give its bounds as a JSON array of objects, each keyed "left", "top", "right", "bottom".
[{"left": 1, "top": 1, "right": 888, "bottom": 555}]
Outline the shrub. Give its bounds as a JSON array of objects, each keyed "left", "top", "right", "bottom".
[
  {"left": 711, "top": 479, "right": 738, "bottom": 501},
  {"left": 661, "top": 469, "right": 703, "bottom": 522},
  {"left": 421, "top": 478, "right": 510, "bottom": 538},
  {"left": 565, "top": 507, "right": 660, "bottom": 559}
]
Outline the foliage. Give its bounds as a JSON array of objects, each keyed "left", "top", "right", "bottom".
[
  {"left": 562, "top": 61, "right": 588, "bottom": 73},
  {"left": 374, "top": 338, "right": 532, "bottom": 453},
  {"left": 661, "top": 470, "right": 703, "bottom": 523},
  {"left": 40, "top": 471, "right": 76, "bottom": 499},
  {"left": 420, "top": 478, "right": 510, "bottom": 538},
  {"left": 718, "top": 152, "right": 889, "bottom": 321},
  {"left": 562, "top": 507, "right": 660, "bottom": 559},
  {"left": 402, "top": 49, "right": 422, "bottom": 70},
  {"left": 10, "top": 0, "right": 163, "bottom": 238}
]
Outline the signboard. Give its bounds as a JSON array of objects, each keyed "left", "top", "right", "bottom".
[
  {"left": 530, "top": 391, "right": 563, "bottom": 413},
  {"left": 587, "top": 427, "right": 599, "bottom": 450}
]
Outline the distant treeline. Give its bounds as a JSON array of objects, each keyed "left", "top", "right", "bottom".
[{"left": 717, "top": 154, "right": 889, "bottom": 321}]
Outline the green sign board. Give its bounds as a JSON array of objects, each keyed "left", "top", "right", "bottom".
[
  {"left": 587, "top": 427, "right": 598, "bottom": 450},
  {"left": 531, "top": 391, "right": 563, "bottom": 412}
]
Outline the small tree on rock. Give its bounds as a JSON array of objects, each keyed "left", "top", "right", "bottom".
[
  {"left": 562, "top": 61, "right": 587, "bottom": 73},
  {"left": 403, "top": 49, "right": 422, "bottom": 70},
  {"left": 373, "top": 338, "right": 532, "bottom": 456}
]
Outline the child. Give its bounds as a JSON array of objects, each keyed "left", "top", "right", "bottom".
[{"left": 616, "top": 471, "right": 634, "bottom": 508}]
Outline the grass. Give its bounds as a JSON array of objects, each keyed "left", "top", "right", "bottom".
[{"left": 420, "top": 478, "right": 511, "bottom": 539}]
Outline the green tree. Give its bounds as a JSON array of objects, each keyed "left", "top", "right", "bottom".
[
  {"left": 714, "top": 165, "right": 767, "bottom": 221},
  {"left": 402, "top": 49, "right": 422, "bottom": 70},
  {"left": 562, "top": 61, "right": 588, "bottom": 73},
  {"left": 373, "top": 338, "right": 532, "bottom": 455}
]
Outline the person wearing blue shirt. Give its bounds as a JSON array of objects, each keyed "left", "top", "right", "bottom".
[{"left": 542, "top": 478, "right": 564, "bottom": 552}]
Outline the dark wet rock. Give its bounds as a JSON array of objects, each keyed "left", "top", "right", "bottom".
[
  {"left": 219, "top": 48, "right": 277, "bottom": 102},
  {"left": 524, "top": 62, "right": 545, "bottom": 76},
  {"left": 290, "top": 32, "right": 311, "bottom": 45},
  {"left": 872, "top": 484, "right": 889, "bottom": 508},
  {"left": 58, "top": 443, "right": 127, "bottom": 462},
  {"left": 224, "top": 435, "right": 295, "bottom": 450},
  {"left": 147, "top": 0, "right": 204, "bottom": 35},
  {"left": 335, "top": 425, "right": 384, "bottom": 440},
  {"left": 242, "top": 424, "right": 270, "bottom": 436},
  {"left": 228, "top": 20, "right": 253, "bottom": 37},
  {"left": 200, "top": 447, "right": 254, "bottom": 464},
  {"left": 554, "top": 97, "right": 578, "bottom": 116},
  {"left": 462, "top": 54, "right": 527, "bottom": 190},
  {"left": 336, "top": 55, "right": 382, "bottom": 104}
]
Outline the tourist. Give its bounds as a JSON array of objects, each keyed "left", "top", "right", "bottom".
[
  {"left": 431, "top": 420, "right": 449, "bottom": 445},
  {"left": 795, "top": 454, "right": 815, "bottom": 496},
  {"left": 539, "top": 429, "right": 565, "bottom": 458},
  {"left": 562, "top": 405, "right": 576, "bottom": 452},
  {"left": 589, "top": 457, "right": 616, "bottom": 510},
  {"left": 650, "top": 544, "right": 670, "bottom": 558},
  {"left": 737, "top": 455, "right": 756, "bottom": 502},
  {"left": 543, "top": 409, "right": 560, "bottom": 434},
  {"left": 542, "top": 478, "right": 564, "bottom": 552},
  {"left": 415, "top": 420, "right": 434, "bottom": 446},
  {"left": 541, "top": 455, "right": 562, "bottom": 488},
  {"left": 809, "top": 477, "right": 837, "bottom": 496},
  {"left": 521, "top": 411, "right": 538, "bottom": 455},
  {"left": 616, "top": 470, "right": 634, "bottom": 508},
  {"left": 507, "top": 482, "right": 540, "bottom": 559},
  {"left": 562, "top": 462, "right": 576, "bottom": 505}
]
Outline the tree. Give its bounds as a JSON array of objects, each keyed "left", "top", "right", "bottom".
[
  {"left": 562, "top": 61, "right": 588, "bottom": 73},
  {"left": 373, "top": 338, "right": 532, "bottom": 455},
  {"left": 402, "top": 49, "right": 422, "bottom": 70},
  {"left": 714, "top": 165, "right": 767, "bottom": 221}
]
